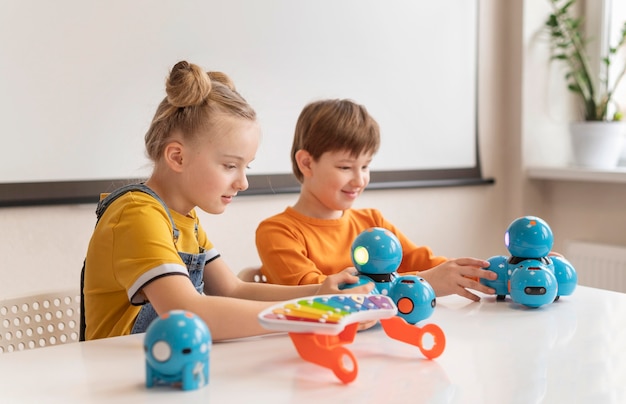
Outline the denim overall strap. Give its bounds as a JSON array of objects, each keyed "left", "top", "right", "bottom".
[
  {"left": 130, "top": 252, "right": 207, "bottom": 334},
  {"left": 130, "top": 249, "right": 208, "bottom": 334},
  {"left": 95, "top": 183, "right": 179, "bottom": 242},
  {"left": 129, "top": 220, "right": 207, "bottom": 335}
]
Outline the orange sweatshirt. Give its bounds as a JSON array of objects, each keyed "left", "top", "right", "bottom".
[{"left": 256, "top": 207, "right": 447, "bottom": 285}]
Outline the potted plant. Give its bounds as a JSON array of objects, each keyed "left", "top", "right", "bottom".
[{"left": 545, "top": 0, "right": 626, "bottom": 168}]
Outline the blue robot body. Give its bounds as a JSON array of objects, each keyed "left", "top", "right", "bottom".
[
  {"left": 144, "top": 310, "right": 212, "bottom": 390},
  {"left": 349, "top": 227, "right": 436, "bottom": 324},
  {"left": 483, "top": 255, "right": 510, "bottom": 298},
  {"left": 388, "top": 275, "right": 436, "bottom": 324},
  {"left": 509, "top": 260, "right": 558, "bottom": 308},
  {"left": 551, "top": 256, "right": 578, "bottom": 296},
  {"left": 481, "top": 216, "right": 577, "bottom": 308}
]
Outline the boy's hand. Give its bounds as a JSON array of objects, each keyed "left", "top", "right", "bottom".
[
  {"left": 420, "top": 258, "right": 497, "bottom": 301},
  {"left": 318, "top": 268, "right": 374, "bottom": 295}
]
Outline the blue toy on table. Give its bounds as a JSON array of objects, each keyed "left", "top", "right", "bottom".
[
  {"left": 144, "top": 310, "right": 212, "bottom": 391},
  {"left": 481, "top": 216, "right": 578, "bottom": 308},
  {"left": 344, "top": 227, "right": 437, "bottom": 324}
]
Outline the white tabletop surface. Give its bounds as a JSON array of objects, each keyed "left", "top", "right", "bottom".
[{"left": 1, "top": 285, "right": 625, "bottom": 403}]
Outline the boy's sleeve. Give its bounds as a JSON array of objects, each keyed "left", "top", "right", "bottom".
[
  {"left": 377, "top": 215, "right": 448, "bottom": 273},
  {"left": 256, "top": 218, "right": 329, "bottom": 285}
]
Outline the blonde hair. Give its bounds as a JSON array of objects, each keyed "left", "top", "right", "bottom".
[
  {"left": 144, "top": 61, "right": 256, "bottom": 161},
  {"left": 291, "top": 99, "right": 380, "bottom": 182}
]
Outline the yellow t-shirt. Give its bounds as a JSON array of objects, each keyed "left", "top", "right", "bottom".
[
  {"left": 83, "top": 191, "right": 216, "bottom": 340},
  {"left": 256, "top": 207, "right": 447, "bottom": 285}
]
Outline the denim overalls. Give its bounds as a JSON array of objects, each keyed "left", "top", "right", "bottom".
[{"left": 93, "top": 183, "right": 207, "bottom": 334}]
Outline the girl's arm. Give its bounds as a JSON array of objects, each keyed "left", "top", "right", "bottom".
[
  {"left": 142, "top": 275, "right": 275, "bottom": 341},
  {"left": 142, "top": 257, "right": 373, "bottom": 341},
  {"left": 203, "top": 257, "right": 372, "bottom": 301}
]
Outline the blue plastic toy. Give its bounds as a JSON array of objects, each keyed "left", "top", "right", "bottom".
[
  {"left": 144, "top": 310, "right": 212, "bottom": 390},
  {"left": 481, "top": 216, "right": 578, "bottom": 308},
  {"left": 344, "top": 227, "right": 437, "bottom": 324}
]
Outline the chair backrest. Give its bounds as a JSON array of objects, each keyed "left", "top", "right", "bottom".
[
  {"left": 237, "top": 267, "right": 267, "bottom": 283},
  {"left": 0, "top": 290, "right": 81, "bottom": 354}
]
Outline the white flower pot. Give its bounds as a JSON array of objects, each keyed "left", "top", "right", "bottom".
[{"left": 569, "top": 121, "right": 626, "bottom": 169}]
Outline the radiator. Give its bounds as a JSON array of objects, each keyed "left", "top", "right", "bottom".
[{"left": 564, "top": 241, "right": 626, "bottom": 293}]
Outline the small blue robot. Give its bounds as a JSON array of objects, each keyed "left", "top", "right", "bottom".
[
  {"left": 344, "top": 227, "right": 436, "bottom": 324},
  {"left": 144, "top": 310, "right": 212, "bottom": 390},
  {"left": 481, "top": 216, "right": 578, "bottom": 308}
]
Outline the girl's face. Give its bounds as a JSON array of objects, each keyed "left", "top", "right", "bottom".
[
  {"left": 182, "top": 117, "right": 261, "bottom": 215},
  {"left": 304, "top": 149, "right": 372, "bottom": 217}
]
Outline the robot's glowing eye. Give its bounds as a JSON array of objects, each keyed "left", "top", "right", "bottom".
[
  {"left": 152, "top": 341, "right": 171, "bottom": 362},
  {"left": 353, "top": 246, "right": 369, "bottom": 265}
]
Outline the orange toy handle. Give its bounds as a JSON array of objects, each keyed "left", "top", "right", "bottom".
[
  {"left": 380, "top": 316, "right": 446, "bottom": 359},
  {"left": 288, "top": 323, "right": 360, "bottom": 384}
]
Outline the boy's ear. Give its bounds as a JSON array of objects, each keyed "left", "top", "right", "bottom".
[
  {"left": 163, "top": 141, "right": 185, "bottom": 173},
  {"left": 295, "top": 149, "right": 314, "bottom": 178}
]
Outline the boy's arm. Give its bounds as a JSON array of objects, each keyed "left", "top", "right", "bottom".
[{"left": 375, "top": 219, "right": 447, "bottom": 273}]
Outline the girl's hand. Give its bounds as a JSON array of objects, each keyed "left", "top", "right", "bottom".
[
  {"left": 419, "top": 257, "right": 497, "bottom": 301},
  {"left": 318, "top": 268, "right": 374, "bottom": 295},
  {"left": 319, "top": 268, "right": 377, "bottom": 332}
]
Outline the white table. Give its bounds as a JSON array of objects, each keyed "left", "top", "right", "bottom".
[{"left": 1, "top": 286, "right": 625, "bottom": 403}]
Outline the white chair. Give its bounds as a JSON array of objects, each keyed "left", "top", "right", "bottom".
[
  {"left": 237, "top": 267, "right": 267, "bottom": 283},
  {"left": 0, "top": 290, "right": 81, "bottom": 354}
]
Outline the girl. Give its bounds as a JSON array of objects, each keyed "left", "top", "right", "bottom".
[{"left": 82, "top": 62, "right": 372, "bottom": 341}]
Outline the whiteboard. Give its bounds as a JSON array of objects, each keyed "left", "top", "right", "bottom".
[{"left": 0, "top": 0, "right": 478, "bottom": 187}]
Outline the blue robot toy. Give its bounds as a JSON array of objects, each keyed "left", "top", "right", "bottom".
[
  {"left": 345, "top": 227, "right": 437, "bottom": 324},
  {"left": 340, "top": 227, "right": 446, "bottom": 360},
  {"left": 481, "top": 216, "right": 578, "bottom": 308},
  {"left": 144, "top": 310, "right": 212, "bottom": 390}
]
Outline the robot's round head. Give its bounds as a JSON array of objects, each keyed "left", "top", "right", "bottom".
[
  {"left": 351, "top": 227, "right": 402, "bottom": 275},
  {"left": 144, "top": 310, "right": 211, "bottom": 375},
  {"left": 505, "top": 216, "right": 554, "bottom": 258}
]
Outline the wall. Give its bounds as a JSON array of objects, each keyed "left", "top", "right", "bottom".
[
  {"left": 0, "top": 0, "right": 479, "bottom": 184},
  {"left": 521, "top": 0, "right": 626, "bottom": 253},
  {"left": 0, "top": 0, "right": 538, "bottom": 299}
]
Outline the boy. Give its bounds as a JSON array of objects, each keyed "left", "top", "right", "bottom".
[{"left": 255, "top": 99, "right": 496, "bottom": 301}]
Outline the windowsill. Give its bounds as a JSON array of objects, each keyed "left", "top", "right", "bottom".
[{"left": 527, "top": 165, "right": 626, "bottom": 184}]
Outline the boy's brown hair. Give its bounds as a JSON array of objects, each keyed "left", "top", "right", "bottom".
[{"left": 291, "top": 99, "right": 380, "bottom": 182}]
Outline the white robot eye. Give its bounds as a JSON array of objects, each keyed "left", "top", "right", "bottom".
[{"left": 152, "top": 340, "right": 171, "bottom": 362}]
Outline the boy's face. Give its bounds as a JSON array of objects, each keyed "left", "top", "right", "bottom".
[{"left": 305, "top": 149, "right": 373, "bottom": 213}]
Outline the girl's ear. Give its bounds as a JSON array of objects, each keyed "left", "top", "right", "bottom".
[
  {"left": 295, "top": 149, "right": 314, "bottom": 178},
  {"left": 163, "top": 141, "right": 185, "bottom": 173}
]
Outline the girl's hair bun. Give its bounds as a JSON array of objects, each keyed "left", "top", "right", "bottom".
[{"left": 165, "top": 60, "right": 212, "bottom": 107}]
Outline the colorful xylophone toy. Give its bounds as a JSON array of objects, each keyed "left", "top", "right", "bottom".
[{"left": 259, "top": 294, "right": 445, "bottom": 384}]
